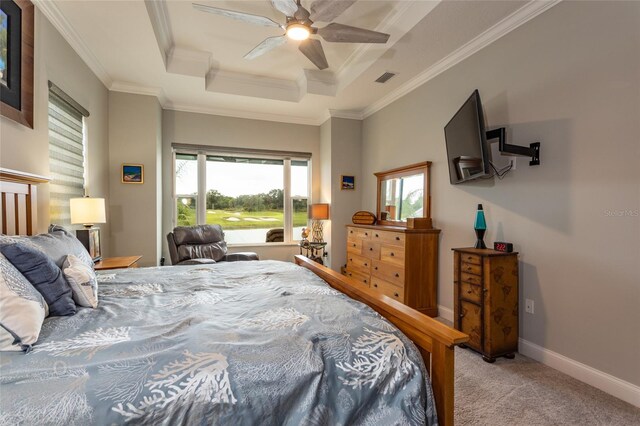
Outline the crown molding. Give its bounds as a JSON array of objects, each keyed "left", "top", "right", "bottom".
[
  {"left": 336, "top": 0, "right": 440, "bottom": 93},
  {"left": 109, "top": 81, "right": 167, "bottom": 105},
  {"left": 328, "top": 109, "right": 365, "bottom": 121},
  {"left": 164, "top": 102, "right": 323, "bottom": 126},
  {"left": 144, "top": 0, "right": 174, "bottom": 67},
  {"left": 33, "top": 0, "right": 113, "bottom": 88},
  {"left": 361, "top": 0, "right": 562, "bottom": 119}
]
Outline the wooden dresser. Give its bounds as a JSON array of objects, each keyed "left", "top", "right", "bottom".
[
  {"left": 453, "top": 248, "right": 519, "bottom": 362},
  {"left": 345, "top": 224, "right": 440, "bottom": 317}
]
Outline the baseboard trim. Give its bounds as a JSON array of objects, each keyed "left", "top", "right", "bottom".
[
  {"left": 518, "top": 338, "right": 640, "bottom": 408},
  {"left": 438, "top": 305, "right": 454, "bottom": 323}
]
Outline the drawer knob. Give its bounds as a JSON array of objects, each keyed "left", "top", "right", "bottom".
[
  {"left": 369, "top": 248, "right": 373, "bottom": 251},
  {"left": 374, "top": 266, "right": 378, "bottom": 270},
  {"left": 364, "top": 263, "right": 368, "bottom": 267},
  {"left": 395, "top": 273, "right": 399, "bottom": 278},
  {"left": 394, "top": 293, "right": 399, "bottom": 298},
  {"left": 348, "top": 273, "right": 352, "bottom": 277},
  {"left": 365, "top": 232, "right": 368, "bottom": 236},
  {"left": 395, "top": 236, "right": 400, "bottom": 241},
  {"left": 352, "top": 243, "right": 356, "bottom": 247},
  {"left": 390, "top": 252, "right": 395, "bottom": 256},
  {"left": 350, "top": 230, "right": 353, "bottom": 234},
  {"left": 364, "top": 279, "right": 368, "bottom": 283},
  {"left": 467, "top": 290, "right": 472, "bottom": 294},
  {"left": 375, "top": 233, "right": 379, "bottom": 237},
  {"left": 349, "top": 258, "right": 353, "bottom": 261},
  {"left": 374, "top": 284, "right": 378, "bottom": 288}
]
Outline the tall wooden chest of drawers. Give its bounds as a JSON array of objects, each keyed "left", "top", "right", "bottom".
[
  {"left": 453, "top": 248, "right": 519, "bottom": 362},
  {"left": 345, "top": 224, "right": 440, "bottom": 317}
]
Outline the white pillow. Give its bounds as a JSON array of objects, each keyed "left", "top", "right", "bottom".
[
  {"left": 0, "top": 253, "right": 49, "bottom": 352},
  {"left": 63, "top": 254, "right": 99, "bottom": 308}
]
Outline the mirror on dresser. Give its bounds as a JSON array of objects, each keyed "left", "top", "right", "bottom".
[{"left": 375, "top": 161, "right": 431, "bottom": 227}]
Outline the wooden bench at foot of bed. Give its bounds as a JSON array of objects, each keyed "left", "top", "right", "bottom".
[{"left": 295, "top": 255, "right": 468, "bottom": 426}]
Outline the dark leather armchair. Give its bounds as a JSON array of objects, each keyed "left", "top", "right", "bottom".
[{"left": 166, "top": 224, "right": 259, "bottom": 265}]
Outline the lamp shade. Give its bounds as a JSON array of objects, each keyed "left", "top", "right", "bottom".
[
  {"left": 70, "top": 197, "right": 106, "bottom": 225},
  {"left": 309, "top": 203, "right": 330, "bottom": 220}
]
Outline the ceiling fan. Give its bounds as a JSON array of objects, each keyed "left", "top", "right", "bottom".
[{"left": 192, "top": 0, "right": 390, "bottom": 70}]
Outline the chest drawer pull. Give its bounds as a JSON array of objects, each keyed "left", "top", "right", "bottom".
[
  {"left": 364, "top": 262, "right": 368, "bottom": 267},
  {"left": 395, "top": 273, "right": 400, "bottom": 278},
  {"left": 364, "top": 279, "right": 368, "bottom": 283},
  {"left": 394, "top": 292, "right": 399, "bottom": 298},
  {"left": 374, "top": 266, "right": 378, "bottom": 270},
  {"left": 373, "top": 283, "right": 378, "bottom": 288},
  {"left": 365, "top": 232, "right": 369, "bottom": 236},
  {"left": 348, "top": 273, "right": 352, "bottom": 277},
  {"left": 396, "top": 236, "right": 400, "bottom": 241},
  {"left": 467, "top": 290, "right": 472, "bottom": 294},
  {"left": 369, "top": 247, "right": 373, "bottom": 251},
  {"left": 375, "top": 233, "right": 379, "bottom": 237},
  {"left": 390, "top": 252, "right": 395, "bottom": 256}
]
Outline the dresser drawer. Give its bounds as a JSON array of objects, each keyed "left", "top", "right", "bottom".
[
  {"left": 371, "top": 230, "right": 405, "bottom": 247},
  {"left": 460, "top": 281, "right": 482, "bottom": 304},
  {"left": 459, "top": 300, "right": 482, "bottom": 350},
  {"left": 347, "top": 238, "right": 362, "bottom": 254},
  {"left": 371, "top": 260, "right": 404, "bottom": 287},
  {"left": 460, "top": 253, "right": 482, "bottom": 265},
  {"left": 362, "top": 241, "right": 381, "bottom": 260},
  {"left": 371, "top": 277, "right": 404, "bottom": 302},
  {"left": 356, "top": 228, "right": 373, "bottom": 240},
  {"left": 460, "top": 261, "right": 482, "bottom": 276},
  {"left": 345, "top": 269, "right": 370, "bottom": 287},
  {"left": 461, "top": 272, "right": 482, "bottom": 286},
  {"left": 347, "top": 253, "right": 372, "bottom": 272},
  {"left": 380, "top": 245, "right": 405, "bottom": 266},
  {"left": 347, "top": 227, "right": 358, "bottom": 240}
]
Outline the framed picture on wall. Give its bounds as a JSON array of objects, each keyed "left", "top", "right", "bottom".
[
  {"left": 341, "top": 175, "right": 355, "bottom": 190},
  {"left": 0, "top": 0, "right": 34, "bottom": 128},
  {"left": 121, "top": 164, "right": 144, "bottom": 184}
]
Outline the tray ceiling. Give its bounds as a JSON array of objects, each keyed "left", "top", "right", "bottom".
[{"left": 35, "top": 0, "right": 557, "bottom": 124}]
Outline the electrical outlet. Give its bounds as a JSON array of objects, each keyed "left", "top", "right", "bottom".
[{"left": 525, "top": 299, "right": 535, "bottom": 314}]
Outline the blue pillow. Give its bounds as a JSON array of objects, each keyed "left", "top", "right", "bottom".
[{"left": 0, "top": 243, "right": 76, "bottom": 317}]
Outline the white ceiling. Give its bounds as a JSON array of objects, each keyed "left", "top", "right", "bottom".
[{"left": 35, "top": 0, "right": 559, "bottom": 125}]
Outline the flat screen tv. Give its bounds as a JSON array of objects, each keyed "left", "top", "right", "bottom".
[{"left": 444, "top": 90, "right": 491, "bottom": 184}]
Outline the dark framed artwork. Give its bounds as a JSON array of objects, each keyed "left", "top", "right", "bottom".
[
  {"left": 122, "top": 164, "right": 144, "bottom": 184},
  {"left": 0, "top": 0, "right": 34, "bottom": 128},
  {"left": 340, "top": 175, "right": 355, "bottom": 190}
]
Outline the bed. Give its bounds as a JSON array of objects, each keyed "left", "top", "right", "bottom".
[{"left": 0, "top": 168, "right": 468, "bottom": 425}]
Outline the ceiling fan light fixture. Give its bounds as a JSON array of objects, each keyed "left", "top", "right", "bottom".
[{"left": 286, "top": 23, "right": 310, "bottom": 41}]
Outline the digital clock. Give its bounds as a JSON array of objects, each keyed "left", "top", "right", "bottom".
[{"left": 494, "top": 242, "right": 513, "bottom": 253}]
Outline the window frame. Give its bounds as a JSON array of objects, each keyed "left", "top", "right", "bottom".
[{"left": 172, "top": 146, "right": 311, "bottom": 246}]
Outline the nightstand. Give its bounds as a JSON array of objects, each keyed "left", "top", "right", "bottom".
[
  {"left": 299, "top": 241, "right": 327, "bottom": 265},
  {"left": 94, "top": 256, "right": 142, "bottom": 270}
]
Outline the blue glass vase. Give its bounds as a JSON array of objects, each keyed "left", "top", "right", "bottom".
[{"left": 474, "top": 204, "right": 487, "bottom": 249}]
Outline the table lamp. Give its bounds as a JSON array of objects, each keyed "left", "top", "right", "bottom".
[
  {"left": 309, "top": 203, "right": 329, "bottom": 243},
  {"left": 70, "top": 196, "right": 106, "bottom": 261}
]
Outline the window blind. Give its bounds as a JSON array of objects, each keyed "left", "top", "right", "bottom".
[{"left": 48, "top": 85, "right": 88, "bottom": 226}]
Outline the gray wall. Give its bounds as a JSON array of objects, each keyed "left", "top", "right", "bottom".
[
  {"left": 361, "top": 1, "right": 640, "bottom": 386},
  {"left": 0, "top": 10, "right": 110, "bottom": 248},
  {"left": 319, "top": 118, "right": 362, "bottom": 271},
  {"left": 108, "top": 92, "right": 162, "bottom": 266},
  {"left": 161, "top": 109, "right": 321, "bottom": 262}
]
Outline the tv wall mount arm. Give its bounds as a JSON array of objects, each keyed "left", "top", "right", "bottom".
[{"left": 486, "top": 128, "right": 540, "bottom": 166}]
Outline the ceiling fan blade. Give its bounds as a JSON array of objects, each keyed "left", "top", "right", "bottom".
[
  {"left": 270, "top": 0, "right": 298, "bottom": 17},
  {"left": 318, "top": 23, "right": 390, "bottom": 43},
  {"left": 299, "top": 38, "right": 329, "bottom": 70},
  {"left": 244, "top": 35, "right": 287, "bottom": 60},
  {"left": 193, "top": 3, "right": 282, "bottom": 28},
  {"left": 310, "top": 0, "right": 356, "bottom": 22}
]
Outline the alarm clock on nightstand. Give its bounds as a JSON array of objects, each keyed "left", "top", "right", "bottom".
[{"left": 494, "top": 241, "right": 514, "bottom": 253}]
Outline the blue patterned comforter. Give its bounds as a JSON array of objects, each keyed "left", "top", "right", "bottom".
[{"left": 0, "top": 260, "right": 436, "bottom": 425}]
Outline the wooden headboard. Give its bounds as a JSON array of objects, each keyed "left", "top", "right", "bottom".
[{"left": 0, "top": 168, "right": 50, "bottom": 236}]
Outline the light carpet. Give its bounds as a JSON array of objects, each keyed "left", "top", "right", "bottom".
[{"left": 454, "top": 347, "right": 640, "bottom": 425}]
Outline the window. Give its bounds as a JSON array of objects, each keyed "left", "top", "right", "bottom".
[
  {"left": 173, "top": 147, "right": 311, "bottom": 245},
  {"left": 48, "top": 82, "right": 89, "bottom": 226}
]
